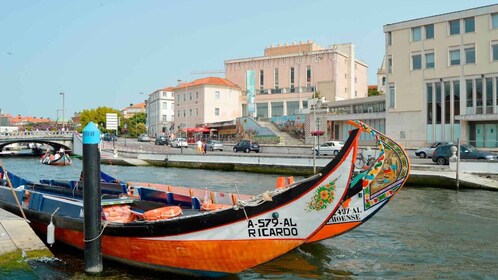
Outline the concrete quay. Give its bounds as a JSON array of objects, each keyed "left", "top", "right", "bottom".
[
  {"left": 101, "top": 150, "right": 498, "bottom": 191},
  {"left": 0, "top": 207, "right": 52, "bottom": 266}
]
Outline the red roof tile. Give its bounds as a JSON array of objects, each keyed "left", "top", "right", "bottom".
[{"left": 174, "top": 77, "right": 239, "bottom": 90}]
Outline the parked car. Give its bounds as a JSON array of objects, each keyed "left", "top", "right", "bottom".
[
  {"left": 205, "top": 140, "right": 223, "bottom": 151},
  {"left": 233, "top": 140, "right": 260, "bottom": 153},
  {"left": 415, "top": 141, "right": 452, "bottom": 158},
  {"left": 138, "top": 134, "right": 151, "bottom": 142},
  {"left": 155, "top": 135, "right": 168, "bottom": 145},
  {"left": 432, "top": 144, "right": 498, "bottom": 165},
  {"left": 312, "top": 140, "right": 344, "bottom": 156},
  {"left": 103, "top": 133, "right": 118, "bottom": 142},
  {"left": 170, "top": 138, "right": 188, "bottom": 148}
]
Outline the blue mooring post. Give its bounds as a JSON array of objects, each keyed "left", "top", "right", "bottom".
[{"left": 82, "top": 121, "right": 103, "bottom": 274}]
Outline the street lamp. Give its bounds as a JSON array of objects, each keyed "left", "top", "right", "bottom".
[
  {"left": 315, "top": 118, "right": 321, "bottom": 157},
  {"left": 123, "top": 123, "right": 128, "bottom": 146},
  {"left": 179, "top": 123, "right": 184, "bottom": 154},
  {"left": 60, "top": 92, "right": 65, "bottom": 131},
  {"left": 177, "top": 79, "right": 188, "bottom": 146},
  {"left": 311, "top": 97, "right": 322, "bottom": 173}
]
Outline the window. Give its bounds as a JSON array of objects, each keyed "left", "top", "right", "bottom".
[
  {"left": 449, "top": 49, "right": 460, "bottom": 65},
  {"left": 435, "top": 82, "right": 441, "bottom": 124},
  {"left": 426, "top": 83, "right": 433, "bottom": 124},
  {"left": 425, "top": 24, "right": 434, "bottom": 39},
  {"left": 464, "top": 17, "right": 475, "bottom": 33},
  {"left": 412, "top": 53, "right": 422, "bottom": 70},
  {"left": 388, "top": 56, "right": 392, "bottom": 73},
  {"left": 177, "top": 94, "right": 180, "bottom": 102},
  {"left": 256, "top": 103, "right": 268, "bottom": 118},
  {"left": 449, "top": 20, "right": 460, "bottom": 35},
  {"left": 162, "top": 115, "right": 167, "bottom": 122},
  {"left": 466, "top": 79, "right": 473, "bottom": 109},
  {"left": 290, "top": 67, "right": 295, "bottom": 92},
  {"left": 492, "top": 41, "right": 498, "bottom": 61},
  {"left": 306, "top": 66, "right": 311, "bottom": 87},
  {"left": 195, "top": 108, "right": 198, "bottom": 116},
  {"left": 215, "top": 91, "right": 220, "bottom": 99},
  {"left": 287, "top": 101, "right": 299, "bottom": 115},
  {"left": 271, "top": 102, "right": 283, "bottom": 117},
  {"left": 162, "top": 102, "right": 167, "bottom": 110},
  {"left": 274, "top": 68, "right": 279, "bottom": 89},
  {"left": 259, "top": 70, "right": 264, "bottom": 92},
  {"left": 177, "top": 110, "right": 180, "bottom": 117},
  {"left": 189, "top": 108, "right": 192, "bottom": 117},
  {"left": 387, "top": 31, "right": 392, "bottom": 45},
  {"left": 486, "top": 78, "right": 493, "bottom": 113},
  {"left": 189, "top": 92, "right": 192, "bottom": 100},
  {"left": 464, "top": 46, "right": 475, "bottom": 64},
  {"left": 453, "top": 80, "right": 460, "bottom": 123},
  {"left": 492, "top": 13, "right": 498, "bottom": 29},
  {"left": 215, "top": 108, "right": 220, "bottom": 116},
  {"left": 196, "top": 92, "right": 199, "bottom": 99},
  {"left": 389, "top": 84, "right": 395, "bottom": 108},
  {"left": 412, "top": 26, "right": 422, "bottom": 41},
  {"left": 425, "top": 52, "right": 435, "bottom": 68},
  {"left": 476, "top": 78, "right": 483, "bottom": 114}
]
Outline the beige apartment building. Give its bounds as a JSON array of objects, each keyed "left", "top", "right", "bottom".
[
  {"left": 384, "top": 4, "right": 498, "bottom": 148},
  {"left": 224, "top": 41, "right": 368, "bottom": 119},
  {"left": 173, "top": 77, "right": 241, "bottom": 134}
]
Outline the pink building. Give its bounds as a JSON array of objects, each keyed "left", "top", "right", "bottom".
[
  {"left": 224, "top": 41, "right": 368, "bottom": 118},
  {"left": 173, "top": 77, "right": 241, "bottom": 132}
]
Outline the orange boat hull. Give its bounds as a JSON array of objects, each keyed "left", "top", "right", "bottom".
[
  {"left": 306, "top": 222, "right": 361, "bottom": 243},
  {"left": 32, "top": 222, "right": 302, "bottom": 274}
]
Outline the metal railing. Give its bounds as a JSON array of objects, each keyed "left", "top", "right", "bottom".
[{"left": 0, "top": 130, "right": 75, "bottom": 140}]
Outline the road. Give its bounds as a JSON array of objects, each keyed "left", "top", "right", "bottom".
[{"left": 102, "top": 138, "right": 437, "bottom": 166}]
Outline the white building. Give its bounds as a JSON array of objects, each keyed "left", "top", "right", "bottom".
[
  {"left": 384, "top": 4, "right": 498, "bottom": 148},
  {"left": 146, "top": 87, "right": 175, "bottom": 137}
]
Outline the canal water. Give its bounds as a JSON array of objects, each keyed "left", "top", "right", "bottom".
[{"left": 1, "top": 157, "right": 497, "bottom": 279}]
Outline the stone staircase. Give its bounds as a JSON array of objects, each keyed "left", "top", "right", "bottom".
[{"left": 257, "top": 120, "right": 305, "bottom": 146}]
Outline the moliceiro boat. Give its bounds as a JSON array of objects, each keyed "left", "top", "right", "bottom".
[
  {"left": 105, "top": 120, "right": 410, "bottom": 243},
  {"left": 0, "top": 128, "right": 361, "bottom": 277},
  {"left": 306, "top": 120, "right": 410, "bottom": 242}
]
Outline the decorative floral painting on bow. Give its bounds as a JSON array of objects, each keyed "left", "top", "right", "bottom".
[{"left": 306, "top": 177, "right": 338, "bottom": 211}]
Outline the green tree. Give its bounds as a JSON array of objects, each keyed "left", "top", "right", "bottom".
[
  {"left": 368, "top": 88, "right": 383, "bottom": 96},
  {"left": 78, "top": 106, "right": 122, "bottom": 133},
  {"left": 123, "top": 112, "right": 147, "bottom": 137}
]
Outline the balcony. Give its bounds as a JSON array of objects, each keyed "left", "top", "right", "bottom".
[{"left": 257, "top": 86, "right": 315, "bottom": 95}]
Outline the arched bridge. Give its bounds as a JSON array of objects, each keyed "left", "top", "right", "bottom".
[{"left": 0, "top": 131, "right": 78, "bottom": 154}]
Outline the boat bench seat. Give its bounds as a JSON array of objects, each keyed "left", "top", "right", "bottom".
[
  {"left": 28, "top": 191, "right": 84, "bottom": 218},
  {"left": 136, "top": 186, "right": 201, "bottom": 209}
]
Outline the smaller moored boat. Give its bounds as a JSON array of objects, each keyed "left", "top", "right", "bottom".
[{"left": 40, "top": 148, "right": 72, "bottom": 166}]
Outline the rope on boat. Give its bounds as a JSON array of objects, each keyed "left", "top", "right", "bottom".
[
  {"left": 83, "top": 221, "right": 110, "bottom": 243},
  {"left": 236, "top": 173, "right": 323, "bottom": 209},
  {"left": 50, "top": 207, "right": 60, "bottom": 220},
  {"left": 0, "top": 160, "right": 29, "bottom": 222},
  {"left": 233, "top": 184, "right": 249, "bottom": 220}
]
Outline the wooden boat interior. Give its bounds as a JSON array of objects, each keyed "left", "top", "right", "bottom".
[{"left": 0, "top": 170, "right": 319, "bottom": 225}]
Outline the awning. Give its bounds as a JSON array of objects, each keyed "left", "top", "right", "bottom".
[{"left": 187, "top": 127, "right": 210, "bottom": 133}]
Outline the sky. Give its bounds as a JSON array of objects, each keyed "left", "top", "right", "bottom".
[{"left": 1, "top": 0, "right": 497, "bottom": 120}]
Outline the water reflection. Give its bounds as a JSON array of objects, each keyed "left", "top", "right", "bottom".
[{"left": 0, "top": 157, "right": 497, "bottom": 279}]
